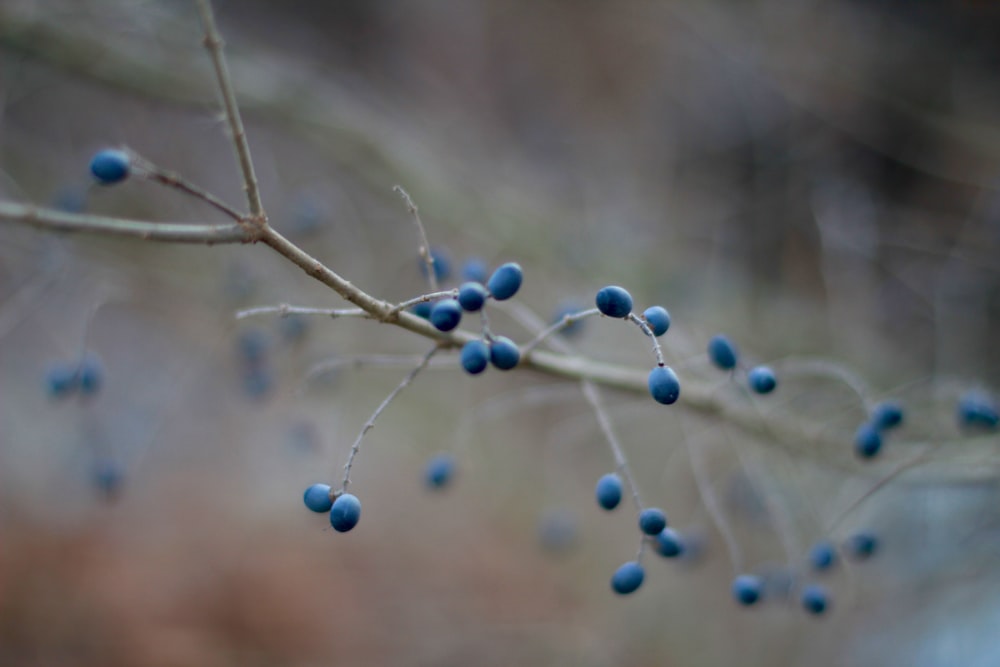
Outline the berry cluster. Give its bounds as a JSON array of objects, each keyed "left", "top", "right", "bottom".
[{"left": 45, "top": 353, "right": 105, "bottom": 399}]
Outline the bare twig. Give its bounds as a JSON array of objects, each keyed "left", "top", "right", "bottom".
[
  {"left": 628, "top": 312, "right": 665, "bottom": 367},
  {"left": 235, "top": 304, "right": 369, "bottom": 320},
  {"left": 393, "top": 185, "right": 437, "bottom": 292},
  {"left": 132, "top": 152, "right": 245, "bottom": 221},
  {"left": 521, "top": 307, "right": 600, "bottom": 355}
]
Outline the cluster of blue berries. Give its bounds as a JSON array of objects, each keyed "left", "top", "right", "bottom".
[
  {"left": 707, "top": 333, "right": 777, "bottom": 395},
  {"left": 852, "top": 400, "right": 904, "bottom": 459},
  {"left": 45, "top": 353, "right": 104, "bottom": 399}
]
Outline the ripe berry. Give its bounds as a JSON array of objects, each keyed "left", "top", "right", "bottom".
[
  {"left": 77, "top": 353, "right": 104, "bottom": 396},
  {"left": 45, "top": 362, "right": 78, "bottom": 398},
  {"left": 845, "top": 531, "right": 878, "bottom": 560},
  {"left": 611, "top": 561, "right": 645, "bottom": 595},
  {"left": 411, "top": 302, "right": 433, "bottom": 319},
  {"left": 731, "top": 574, "right": 763, "bottom": 606},
  {"left": 595, "top": 473, "right": 623, "bottom": 510},
  {"left": 654, "top": 527, "right": 684, "bottom": 558},
  {"left": 854, "top": 423, "right": 882, "bottom": 459},
  {"left": 89, "top": 149, "right": 131, "bottom": 184},
  {"left": 708, "top": 334, "right": 739, "bottom": 371},
  {"left": 800, "top": 584, "right": 830, "bottom": 615},
  {"left": 424, "top": 453, "right": 456, "bottom": 489},
  {"left": 461, "top": 257, "right": 488, "bottom": 283},
  {"left": 489, "top": 336, "right": 520, "bottom": 370},
  {"left": 595, "top": 286, "right": 633, "bottom": 318},
  {"left": 808, "top": 540, "right": 838, "bottom": 571},
  {"left": 642, "top": 306, "right": 671, "bottom": 337},
  {"left": 303, "top": 483, "right": 334, "bottom": 513},
  {"left": 330, "top": 493, "right": 362, "bottom": 532},
  {"left": 870, "top": 401, "right": 904, "bottom": 431},
  {"left": 460, "top": 340, "right": 490, "bottom": 375},
  {"left": 747, "top": 366, "right": 777, "bottom": 394},
  {"left": 648, "top": 366, "right": 681, "bottom": 405},
  {"left": 486, "top": 262, "right": 523, "bottom": 301},
  {"left": 457, "top": 282, "right": 489, "bottom": 312},
  {"left": 429, "top": 299, "right": 463, "bottom": 332},
  {"left": 957, "top": 392, "right": 999, "bottom": 430},
  {"left": 638, "top": 508, "right": 667, "bottom": 535}
]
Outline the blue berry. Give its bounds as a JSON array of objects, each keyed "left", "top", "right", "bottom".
[
  {"left": 551, "top": 301, "right": 587, "bottom": 338},
  {"left": 460, "top": 340, "right": 490, "bottom": 375},
  {"left": 800, "top": 584, "right": 830, "bottom": 615},
  {"left": 457, "top": 282, "right": 488, "bottom": 312},
  {"left": 486, "top": 262, "right": 523, "bottom": 301},
  {"left": 595, "top": 286, "right": 633, "bottom": 318},
  {"left": 330, "top": 493, "right": 362, "bottom": 532},
  {"left": 845, "top": 531, "right": 878, "bottom": 560},
  {"left": 611, "top": 561, "right": 645, "bottom": 595},
  {"left": 708, "top": 334, "right": 739, "bottom": 371},
  {"left": 303, "top": 483, "right": 334, "bottom": 513},
  {"left": 45, "top": 362, "right": 78, "bottom": 398},
  {"left": 489, "top": 336, "right": 520, "bottom": 370},
  {"left": 242, "top": 366, "right": 274, "bottom": 400},
  {"left": 411, "top": 302, "right": 433, "bottom": 319},
  {"left": 638, "top": 508, "right": 667, "bottom": 535},
  {"left": 595, "top": 473, "right": 623, "bottom": 510},
  {"left": 808, "top": 540, "right": 837, "bottom": 571},
  {"left": 429, "top": 299, "right": 462, "bottom": 332},
  {"left": 279, "top": 313, "right": 309, "bottom": 343},
  {"left": 648, "top": 366, "right": 680, "bottom": 405},
  {"left": 654, "top": 527, "right": 685, "bottom": 558},
  {"left": 420, "top": 246, "right": 452, "bottom": 282},
  {"left": 237, "top": 328, "right": 270, "bottom": 365},
  {"left": 747, "top": 366, "right": 776, "bottom": 394},
  {"left": 957, "top": 392, "right": 999, "bottom": 430},
  {"left": 424, "top": 453, "right": 456, "bottom": 489},
  {"left": 92, "top": 459, "right": 124, "bottom": 499},
  {"left": 461, "top": 257, "right": 489, "bottom": 283},
  {"left": 89, "top": 149, "right": 130, "bottom": 184},
  {"left": 78, "top": 353, "right": 104, "bottom": 396},
  {"left": 642, "top": 306, "right": 671, "bottom": 337},
  {"left": 870, "top": 401, "right": 904, "bottom": 431},
  {"left": 854, "top": 423, "right": 882, "bottom": 459},
  {"left": 731, "top": 574, "right": 763, "bottom": 606}
]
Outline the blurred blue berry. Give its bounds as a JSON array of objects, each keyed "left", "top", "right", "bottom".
[
  {"left": 420, "top": 246, "right": 452, "bottom": 282},
  {"left": 854, "top": 423, "right": 882, "bottom": 459},
  {"left": 747, "top": 366, "right": 777, "bottom": 395},
  {"left": 800, "top": 584, "right": 830, "bottom": 615},
  {"left": 487, "top": 262, "right": 523, "bottom": 301},
  {"left": 642, "top": 306, "right": 671, "bottom": 337},
  {"left": 52, "top": 186, "right": 87, "bottom": 213},
  {"left": 595, "top": 286, "right": 632, "bottom": 318},
  {"left": 537, "top": 508, "right": 579, "bottom": 554},
  {"left": 708, "top": 334, "right": 739, "bottom": 371},
  {"left": 489, "top": 336, "right": 520, "bottom": 370},
  {"left": 424, "top": 453, "right": 456, "bottom": 489},
  {"left": 870, "top": 401, "right": 904, "bottom": 431},
  {"left": 648, "top": 366, "right": 681, "bottom": 405},
  {"left": 242, "top": 366, "right": 275, "bottom": 400},
  {"left": 92, "top": 459, "right": 124, "bottom": 499},
  {"left": 460, "top": 340, "right": 490, "bottom": 375},
  {"left": 595, "top": 473, "right": 623, "bottom": 510},
  {"left": 330, "top": 493, "right": 361, "bottom": 532},
  {"left": 845, "top": 531, "right": 878, "bottom": 560},
  {"left": 303, "top": 483, "right": 334, "bottom": 513},
  {"left": 429, "top": 299, "right": 462, "bottom": 332},
  {"left": 957, "top": 392, "right": 999, "bottom": 430},
  {"left": 89, "top": 149, "right": 130, "bottom": 184},
  {"left": 457, "top": 282, "right": 488, "bottom": 312},
  {"left": 611, "top": 561, "right": 645, "bottom": 595},
  {"left": 237, "top": 328, "right": 270, "bottom": 365},
  {"left": 654, "top": 527, "right": 685, "bottom": 558},
  {"left": 808, "top": 540, "right": 838, "bottom": 571},
  {"left": 461, "top": 257, "right": 489, "bottom": 283},
  {"left": 732, "top": 574, "right": 763, "bottom": 606},
  {"left": 78, "top": 353, "right": 104, "bottom": 396},
  {"left": 638, "top": 508, "right": 667, "bottom": 535},
  {"left": 411, "top": 302, "right": 433, "bottom": 319},
  {"left": 45, "top": 362, "right": 78, "bottom": 398}
]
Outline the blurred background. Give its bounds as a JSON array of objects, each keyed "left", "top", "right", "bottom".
[{"left": 1, "top": 0, "right": 1000, "bottom": 664}]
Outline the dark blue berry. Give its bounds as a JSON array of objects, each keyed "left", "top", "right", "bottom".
[
  {"left": 808, "top": 540, "right": 837, "bottom": 571},
  {"left": 732, "top": 574, "right": 763, "bottom": 606},
  {"left": 648, "top": 366, "right": 680, "bottom": 405},
  {"left": 854, "top": 423, "right": 882, "bottom": 459},
  {"left": 460, "top": 340, "right": 490, "bottom": 375},
  {"left": 411, "top": 302, "right": 433, "bottom": 319},
  {"left": 654, "top": 527, "right": 684, "bottom": 558},
  {"left": 747, "top": 366, "right": 776, "bottom": 394},
  {"left": 461, "top": 257, "right": 489, "bottom": 284},
  {"left": 642, "top": 306, "right": 671, "bottom": 337},
  {"left": 800, "top": 584, "right": 830, "bottom": 615},
  {"left": 595, "top": 286, "right": 633, "bottom": 318},
  {"left": 486, "top": 262, "right": 523, "bottom": 301},
  {"left": 489, "top": 336, "right": 520, "bottom": 370},
  {"left": 957, "top": 392, "right": 999, "bottom": 430},
  {"left": 78, "top": 353, "right": 104, "bottom": 396},
  {"left": 429, "top": 299, "right": 462, "bottom": 332},
  {"left": 424, "top": 453, "right": 456, "bottom": 489},
  {"left": 611, "top": 561, "right": 645, "bottom": 595},
  {"left": 420, "top": 246, "right": 452, "bottom": 282},
  {"left": 457, "top": 282, "right": 488, "bottom": 312},
  {"left": 303, "top": 483, "right": 334, "bottom": 513},
  {"left": 45, "top": 362, "right": 78, "bottom": 398},
  {"left": 330, "top": 493, "right": 361, "bottom": 532},
  {"left": 595, "top": 473, "right": 623, "bottom": 510},
  {"left": 870, "top": 401, "right": 904, "bottom": 431},
  {"left": 89, "top": 149, "right": 130, "bottom": 184},
  {"left": 708, "top": 334, "right": 739, "bottom": 371},
  {"left": 845, "top": 531, "right": 878, "bottom": 560},
  {"left": 638, "top": 508, "right": 667, "bottom": 535}
]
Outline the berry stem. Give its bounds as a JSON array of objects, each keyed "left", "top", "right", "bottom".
[
  {"left": 521, "top": 308, "right": 600, "bottom": 355},
  {"left": 628, "top": 313, "right": 665, "bottom": 366},
  {"left": 393, "top": 185, "right": 438, "bottom": 292},
  {"left": 128, "top": 150, "right": 245, "bottom": 221},
  {"left": 386, "top": 290, "right": 459, "bottom": 317}
]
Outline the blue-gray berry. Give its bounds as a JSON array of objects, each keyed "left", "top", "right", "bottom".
[
  {"left": 595, "top": 286, "right": 633, "bottom": 318},
  {"left": 330, "top": 493, "right": 361, "bottom": 532},
  {"left": 611, "top": 561, "right": 645, "bottom": 595},
  {"left": 642, "top": 306, "right": 671, "bottom": 336},
  {"left": 648, "top": 366, "right": 680, "bottom": 405}
]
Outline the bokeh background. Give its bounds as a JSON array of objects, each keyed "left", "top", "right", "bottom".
[{"left": 2, "top": 0, "right": 1000, "bottom": 665}]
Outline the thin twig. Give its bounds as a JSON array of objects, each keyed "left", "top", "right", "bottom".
[
  {"left": 303, "top": 353, "right": 454, "bottom": 386},
  {"left": 393, "top": 185, "right": 437, "bottom": 292},
  {"left": 235, "top": 304, "right": 369, "bottom": 320},
  {"left": 521, "top": 308, "right": 600, "bottom": 355},
  {"left": 342, "top": 345, "right": 440, "bottom": 490},
  {"left": 628, "top": 312, "right": 665, "bottom": 367},
  {"left": 386, "top": 289, "right": 458, "bottom": 316},
  {"left": 581, "top": 380, "right": 644, "bottom": 512},
  {"left": 131, "top": 152, "right": 245, "bottom": 221}
]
